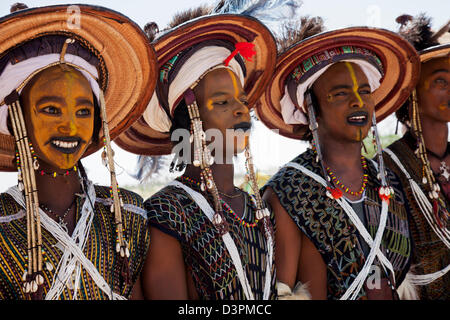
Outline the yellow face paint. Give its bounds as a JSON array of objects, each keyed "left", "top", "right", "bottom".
[
  {"left": 23, "top": 66, "right": 94, "bottom": 169},
  {"left": 226, "top": 69, "right": 250, "bottom": 151},
  {"left": 345, "top": 62, "right": 364, "bottom": 107},
  {"left": 206, "top": 99, "right": 214, "bottom": 111},
  {"left": 327, "top": 94, "right": 333, "bottom": 102},
  {"left": 205, "top": 69, "right": 242, "bottom": 112},
  {"left": 65, "top": 71, "right": 78, "bottom": 136},
  {"left": 355, "top": 128, "right": 362, "bottom": 142},
  {"left": 438, "top": 104, "right": 447, "bottom": 111},
  {"left": 226, "top": 69, "right": 240, "bottom": 102}
]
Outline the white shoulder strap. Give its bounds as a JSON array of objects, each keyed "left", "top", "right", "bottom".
[
  {"left": 93, "top": 197, "right": 147, "bottom": 219},
  {"left": 6, "top": 183, "right": 126, "bottom": 300},
  {"left": 168, "top": 180, "right": 256, "bottom": 300},
  {"left": 0, "top": 209, "right": 25, "bottom": 223},
  {"left": 384, "top": 148, "right": 450, "bottom": 285},
  {"left": 284, "top": 162, "right": 392, "bottom": 300},
  {"left": 384, "top": 148, "right": 450, "bottom": 247}
]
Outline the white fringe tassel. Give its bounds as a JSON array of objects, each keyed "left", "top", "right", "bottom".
[
  {"left": 397, "top": 271, "right": 420, "bottom": 300},
  {"left": 384, "top": 148, "right": 450, "bottom": 286}
]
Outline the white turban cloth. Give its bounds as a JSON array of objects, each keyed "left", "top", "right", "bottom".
[
  {"left": 143, "top": 46, "right": 245, "bottom": 133},
  {"left": 0, "top": 53, "right": 100, "bottom": 135},
  {"left": 280, "top": 59, "right": 383, "bottom": 125}
]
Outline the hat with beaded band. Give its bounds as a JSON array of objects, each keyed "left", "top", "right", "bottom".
[
  {"left": 115, "top": 13, "right": 277, "bottom": 156},
  {"left": 256, "top": 27, "right": 421, "bottom": 140},
  {"left": 0, "top": 4, "right": 158, "bottom": 171}
]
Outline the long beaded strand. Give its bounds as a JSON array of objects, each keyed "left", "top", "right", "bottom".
[
  {"left": 244, "top": 144, "right": 273, "bottom": 237},
  {"left": 306, "top": 91, "right": 343, "bottom": 200},
  {"left": 411, "top": 89, "right": 448, "bottom": 227},
  {"left": 185, "top": 89, "right": 229, "bottom": 235},
  {"left": 99, "top": 92, "right": 129, "bottom": 257},
  {"left": 7, "top": 94, "right": 44, "bottom": 296}
]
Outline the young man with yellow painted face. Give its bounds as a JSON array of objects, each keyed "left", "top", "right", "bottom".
[
  {"left": 0, "top": 4, "right": 157, "bottom": 299},
  {"left": 257, "top": 26, "right": 420, "bottom": 299},
  {"left": 115, "top": 7, "right": 278, "bottom": 300},
  {"left": 382, "top": 15, "right": 450, "bottom": 299}
]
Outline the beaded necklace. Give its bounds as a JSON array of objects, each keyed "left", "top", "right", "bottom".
[
  {"left": 311, "top": 144, "right": 369, "bottom": 197},
  {"left": 177, "top": 176, "right": 259, "bottom": 228},
  {"left": 38, "top": 166, "right": 78, "bottom": 177},
  {"left": 16, "top": 148, "right": 78, "bottom": 178},
  {"left": 39, "top": 199, "right": 75, "bottom": 233},
  {"left": 326, "top": 156, "right": 369, "bottom": 197}
]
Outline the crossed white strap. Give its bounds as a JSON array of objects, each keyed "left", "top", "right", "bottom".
[
  {"left": 6, "top": 183, "right": 126, "bottom": 300},
  {"left": 284, "top": 162, "right": 393, "bottom": 300},
  {"left": 384, "top": 148, "right": 450, "bottom": 285},
  {"left": 169, "top": 180, "right": 274, "bottom": 300}
]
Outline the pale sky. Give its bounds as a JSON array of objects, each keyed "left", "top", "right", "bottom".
[{"left": 0, "top": 0, "right": 448, "bottom": 191}]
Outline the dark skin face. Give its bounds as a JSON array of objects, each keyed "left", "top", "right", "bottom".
[
  {"left": 413, "top": 56, "right": 450, "bottom": 180},
  {"left": 194, "top": 68, "right": 251, "bottom": 158},
  {"left": 135, "top": 67, "right": 253, "bottom": 300},
  {"left": 263, "top": 62, "right": 377, "bottom": 299},
  {"left": 312, "top": 62, "right": 375, "bottom": 143},
  {"left": 416, "top": 56, "right": 450, "bottom": 123}
]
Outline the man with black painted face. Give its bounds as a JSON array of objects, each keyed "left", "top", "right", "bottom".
[
  {"left": 382, "top": 15, "right": 450, "bottom": 300},
  {"left": 0, "top": 4, "right": 157, "bottom": 299},
  {"left": 258, "top": 27, "right": 420, "bottom": 300}
]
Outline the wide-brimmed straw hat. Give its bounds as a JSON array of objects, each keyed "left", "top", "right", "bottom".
[
  {"left": 0, "top": 4, "right": 158, "bottom": 171},
  {"left": 115, "top": 13, "right": 277, "bottom": 156},
  {"left": 419, "top": 43, "right": 450, "bottom": 63},
  {"left": 256, "top": 27, "right": 421, "bottom": 140}
]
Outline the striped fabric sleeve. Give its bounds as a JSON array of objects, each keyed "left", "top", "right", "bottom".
[{"left": 95, "top": 186, "right": 150, "bottom": 296}]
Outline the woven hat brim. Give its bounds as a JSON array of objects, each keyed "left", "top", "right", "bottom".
[
  {"left": 256, "top": 27, "right": 421, "bottom": 140},
  {"left": 0, "top": 4, "right": 158, "bottom": 171},
  {"left": 419, "top": 43, "right": 450, "bottom": 63},
  {"left": 115, "top": 14, "right": 277, "bottom": 156}
]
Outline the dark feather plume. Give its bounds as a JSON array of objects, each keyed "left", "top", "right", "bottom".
[
  {"left": 397, "top": 13, "right": 439, "bottom": 51},
  {"left": 10, "top": 2, "right": 28, "bottom": 13},
  {"left": 133, "top": 155, "right": 164, "bottom": 184},
  {"left": 168, "top": 5, "right": 213, "bottom": 29},
  {"left": 144, "top": 22, "right": 159, "bottom": 42},
  {"left": 277, "top": 16, "right": 324, "bottom": 52},
  {"left": 143, "top": 4, "right": 212, "bottom": 41}
]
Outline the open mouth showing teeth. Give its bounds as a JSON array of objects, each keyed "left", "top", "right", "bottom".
[
  {"left": 52, "top": 140, "right": 79, "bottom": 148},
  {"left": 347, "top": 112, "right": 368, "bottom": 126},
  {"left": 49, "top": 137, "right": 82, "bottom": 154}
]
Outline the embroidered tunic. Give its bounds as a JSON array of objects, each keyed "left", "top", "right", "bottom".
[
  {"left": 145, "top": 180, "right": 276, "bottom": 300},
  {"left": 384, "top": 133, "right": 450, "bottom": 300},
  {"left": 264, "top": 149, "right": 413, "bottom": 300},
  {"left": 0, "top": 185, "right": 149, "bottom": 300}
]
